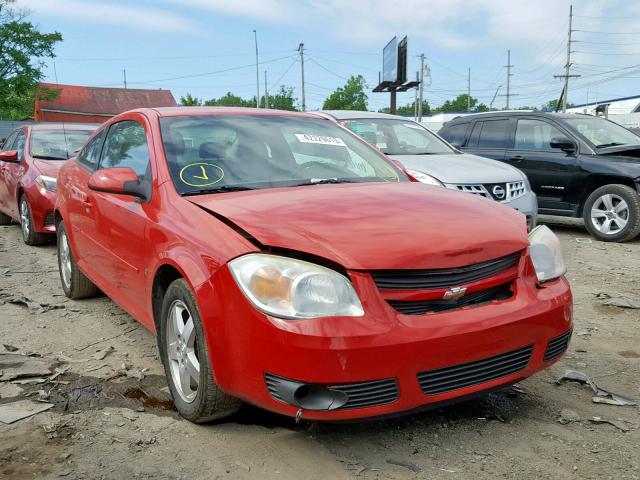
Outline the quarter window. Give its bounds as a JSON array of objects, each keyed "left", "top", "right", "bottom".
[
  {"left": 1, "top": 131, "right": 18, "bottom": 151},
  {"left": 14, "top": 131, "right": 26, "bottom": 161},
  {"left": 477, "top": 120, "right": 510, "bottom": 148},
  {"left": 515, "top": 119, "right": 565, "bottom": 151},
  {"left": 441, "top": 123, "right": 468, "bottom": 146},
  {"left": 100, "top": 121, "right": 150, "bottom": 178},
  {"left": 77, "top": 130, "right": 105, "bottom": 171}
]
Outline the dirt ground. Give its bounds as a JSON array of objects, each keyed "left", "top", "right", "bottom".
[{"left": 0, "top": 216, "right": 639, "bottom": 480}]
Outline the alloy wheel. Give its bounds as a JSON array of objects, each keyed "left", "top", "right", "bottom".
[
  {"left": 590, "top": 193, "right": 629, "bottom": 235},
  {"left": 166, "top": 299, "right": 200, "bottom": 403},
  {"left": 20, "top": 198, "right": 30, "bottom": 240},
  {"left": 59, "top": 230, "right": 72, "bottom": 289}
]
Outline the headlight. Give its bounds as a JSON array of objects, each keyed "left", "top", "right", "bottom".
[
  {"left": 228, "top": 254, "right": 364, "bottom": 319},
  {"left": 35, "top": 175, "right": 57, "bottom": 192},
  {"left": 528, "top": 225, "right": 566, "bottom": 283},
  {"left": 405, "top": 170, "right": 444, "bottom": 186}
]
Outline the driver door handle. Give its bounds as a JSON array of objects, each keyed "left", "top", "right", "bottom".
[{"left": 509, "top": 155, "right": 525, "bottom": 163}]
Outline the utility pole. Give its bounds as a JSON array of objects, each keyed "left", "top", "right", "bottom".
[
  {"left": 418, "top": 54, "right": 425, "bottom": 121},
  {"left": 490, "top": 85, "right": 502, "bottom": 108},
  {"left": 414, "top": 71, "right": 419, "bottom": 121},
  {"left": 554, "top": 5, "right": 580, "bottom": 112},
  {"left": 298, "top": 43, "right": 306, "bottom": 112},
  {"left": 505, "top": 50, "right": 513, "bottom": 109},
  {"left": 253, "top": 30, "right": 260, "bottom": 108},
  {"left": 123, "top": 69, "right": 127, "bottom": 89},
  {"left": 264, "top": 70, "right": 269, "bottom": 109},
  {"left": 467, "top": 67, "right": 471, "bottom": 112}
]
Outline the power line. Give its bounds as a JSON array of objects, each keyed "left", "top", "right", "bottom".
[{"left": 574, "top": 29, "right": 640, "bottom": 35}]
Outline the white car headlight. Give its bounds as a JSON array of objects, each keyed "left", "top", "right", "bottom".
[
  {"left": 228, "top": 254, "right": 364, "bottom": 319},
  {"left": 35, "top": 175, "right": 57, "bottom": 192},
  {"left": 405, "top": 170, "right": 444, "bottom": 186},
  {"left": 528, "top": 225, "right": 566, "bottom": 283}
]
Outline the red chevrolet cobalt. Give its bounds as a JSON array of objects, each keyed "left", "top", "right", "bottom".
[
  {"left": 0, "top": 124, "right": 96, "bottom": 245},
  {"left": 55, "top": 108, "right": 572, "bottom": 422}
]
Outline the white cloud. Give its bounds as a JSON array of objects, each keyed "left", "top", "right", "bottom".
[{"left": 20, "top": 0, "right": 203, "bottom": 34}]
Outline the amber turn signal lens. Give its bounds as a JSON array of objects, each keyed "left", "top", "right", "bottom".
[{"left": 249, "top": 266, "right": 292, "bottom": 302}]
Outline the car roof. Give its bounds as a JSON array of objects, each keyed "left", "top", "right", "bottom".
[
  {"left": 320, "top": 110, "right": 414, "bottom": 121},
  {"left": 445, "top": 111, "right": 590, "bottom": 124},
  {"left": 147, "top": 106, "right": 324, "bottom": 119},
  {"left": 29, "top": 123, "right": 99, "bottom": 131}
]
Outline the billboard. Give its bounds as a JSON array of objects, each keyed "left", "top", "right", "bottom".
[
  {"left": 382, "top": 36, "right": 408, "bottom": 85},
  {"left": 382, "top": 37, "right": 397, "bottom": 83}
]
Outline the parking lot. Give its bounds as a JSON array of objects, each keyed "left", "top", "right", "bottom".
[{"left": 1, "top": 217, "right": 638, "bottom": 480}]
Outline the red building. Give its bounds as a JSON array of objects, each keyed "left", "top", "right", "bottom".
[{"left": 33, "top": 83, "right": 177, "bottom": 123}]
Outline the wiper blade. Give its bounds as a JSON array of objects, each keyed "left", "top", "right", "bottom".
[
  {"left": 182, "top": 185, "right": 255, "bottom": 196},
  {"left": 292, "top": 178, "right": 357, "bottom": 186},
  {"left": 596, "top": 142, "right": 625, "bottom": 148},
  {"left": 32, "top": 154, "right": 67, "bottom": 160}
]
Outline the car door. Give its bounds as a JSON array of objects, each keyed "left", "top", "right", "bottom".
[
  {"left": 505, "top": 117, "right": 579, "bottom": 213},
  {"left": 0, "top": 131, "right": 18, "bottom": 214},
  {"left": 464, "top": 118, "right": 513, "bottom": 162},
  {"left": 4, "top": 129, "right": 27, "bottom": 218},
  {"left": 82, "top": 118, "right": 154, "bottom": 321}
]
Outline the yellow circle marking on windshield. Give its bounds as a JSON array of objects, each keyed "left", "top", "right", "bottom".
[{"left": 179, "top": 163, "right": 225, "bottom": 187}]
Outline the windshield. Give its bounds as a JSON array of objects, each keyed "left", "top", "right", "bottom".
[
  {"left": 340, "top": 118, "right": 454, "bottom": 155},
  {"left": 564, "top": 116, "right": 640, "bottom": 148},
  {"left": 29, "top": 129, "right": 94, "bottom": 160},
  {"left": 159, "top": 115, "right": 404, "bottom": 195}
]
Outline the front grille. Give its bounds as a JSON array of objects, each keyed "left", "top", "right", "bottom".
[
  {"left": 417, "top": 345, "right": 533, "bottom": 395},
  {"left": 388, "top": 282, "right": 513, "bottom": 315},
  {"left": 451, "top": 181, "right": 526, "bottom": 202},
  {"left": 43, "top": 211, "right": 55, "bottom": 227},
  {"left": 264, "top": 373, "right": 399, "bottom": 410},
  {"left": 328, "top": 378, "right": 399, "bottom": 410},
  {"left": 544, "top": 329, "right": 572, "bottom": 361},
  {"left": 371, "top": 252, "right": 520, "bottom": 290}
]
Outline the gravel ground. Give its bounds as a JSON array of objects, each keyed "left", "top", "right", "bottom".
[{"left": 0, "top": 216, "right": 639, "bottom": 480}]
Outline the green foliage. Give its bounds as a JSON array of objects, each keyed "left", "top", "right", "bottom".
[
  {"left": 431, "top": 94, "right": 477, "bottom": 113},
  {"left": 0, "top": 1, "right": 63, "bottom": 119},
  {"left": 264, "top": 85, "right": 298, "bottom": 111},
  {"left": 180, "top": 93, "right": 202, "bottom": 106},
  {"left": 541, "top": 99, "right": 574, "bottom": 112},
  {"left": 379, "top": 100, "right": 430, "bottom": 116},
  {"left": 203, "top": 92, "right": 254, "bottom": 107},
  {"left": 322, "top": 75, "right": 368, "bottom": 111}
]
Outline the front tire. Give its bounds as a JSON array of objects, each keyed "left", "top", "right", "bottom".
[
  {"left": 583, "top": 184, "right": 640, "bottom": 242},
  {"left": 159, "top": 278, "right": 241, "bottom": 423},
  {"left": 57, "top": 220, "right": 99, "bottom": 299},
  {"left": 20, "top": 195, "right": 48, "bottom": 246}
]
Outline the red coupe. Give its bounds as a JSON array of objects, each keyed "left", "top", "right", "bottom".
[
  {"left": 55, "top": 107, "right": 572, "bottom": 423},
  {"left": 0, "top": 124, "right": 96, "bottom": 245}
]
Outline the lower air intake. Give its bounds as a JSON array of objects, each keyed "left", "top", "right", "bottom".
[
  {"left": 417, "top": 345, "right": 533, "bottom": 395},
  {"left": 544, "top": 329, "right": 572, "bottom": 361}
]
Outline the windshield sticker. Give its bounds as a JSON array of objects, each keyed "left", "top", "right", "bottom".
[
  {"left": 179, "top": 163, "right": 224, "bottom": 187},
  {"left": 376, "top": 142, "right": 388, "bottom": 149},
  {"left": 294, "top": 134, "right": 346, "bottom": 147}
]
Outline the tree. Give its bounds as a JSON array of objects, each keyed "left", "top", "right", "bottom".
[
  {"left": 379, "top": 100, "right": 430, "bottom": 116},
  {"left": 180, "top": 93, "right": 202, "bottom": 106},
  {"left": 322, "top": 75, "right": 368, "bottom": 111},
  {"left": 0, "top": 1, "right": 62, "bottom": 119},
  {"left": 541, "top": 99, "right": 574, "bottom": 112},
  {"left": 263, "top": 85, "right": 297, "bottom": 111},
  {"left": 204, "top": 92, "right": 254, "bottom": 107}
]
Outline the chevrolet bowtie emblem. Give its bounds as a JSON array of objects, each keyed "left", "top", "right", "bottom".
[{"left": 443, "top": 287, "right": 467, "bottom": 300}]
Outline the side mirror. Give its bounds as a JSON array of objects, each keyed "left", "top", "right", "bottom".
[
  {"left": 88, "top": 167, "right": 148, "bottom": 200},
  {"left": 549, "top": 136, "right": 576, "bottom": 153},
  {"left": 0, "top": 150, "right": 19, "bottom": 162}
]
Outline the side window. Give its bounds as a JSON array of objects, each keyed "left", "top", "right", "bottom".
[
  {"left": 441, "top": 123, "right": 468, "bottom": 145},
  {"left": 100, "top": 121, "right": 150, "bottom": 178},
  {"left": 1, "top": 131, "right": 18, "bottom": 151},
  {"left": 515, "top": 119, "right": 566, "bottom": 152},
  {"left": 77, "top": 130, "right": 106, "bottom": 171},
  {"left": 477, "top": 119, "right": 510, "bottom": 149},
  {"left": 14, "top": 131, "right": 26, "bottom": 160}
]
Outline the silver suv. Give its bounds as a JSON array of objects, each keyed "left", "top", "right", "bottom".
[{"left": 320, "top": 110, "right": 537, "bottom": 229}]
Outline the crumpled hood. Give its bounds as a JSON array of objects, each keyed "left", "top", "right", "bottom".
[
  {"left": 32, "top": 159, "right": 66, "bottom": 177},
  {"left": 187, "top": 182, "right": 528, "bottom": 270},
  {"left": 390, "top": 153, "right": 525, "bottom": 184}
]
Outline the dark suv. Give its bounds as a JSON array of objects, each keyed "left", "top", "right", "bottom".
[{"left": 439, "top": 112, "right": 640, "bottom": 242}]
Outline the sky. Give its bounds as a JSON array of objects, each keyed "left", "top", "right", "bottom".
[{"left": 18, "top": 0, "right": 640, "bottom": 113}]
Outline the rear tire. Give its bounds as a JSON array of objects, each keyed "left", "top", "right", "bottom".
[
  {"left": 57, "top": 220, "right": 99, "bottom": 299},
  {"left": 159, "top": 278, "right": 241, "bottom": 423},
  {"left": 20, "top": 195, "right": 48, "bottom": 246},
  {"left": 583, "top": 184, "right": 640, "bottom": 242}
]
